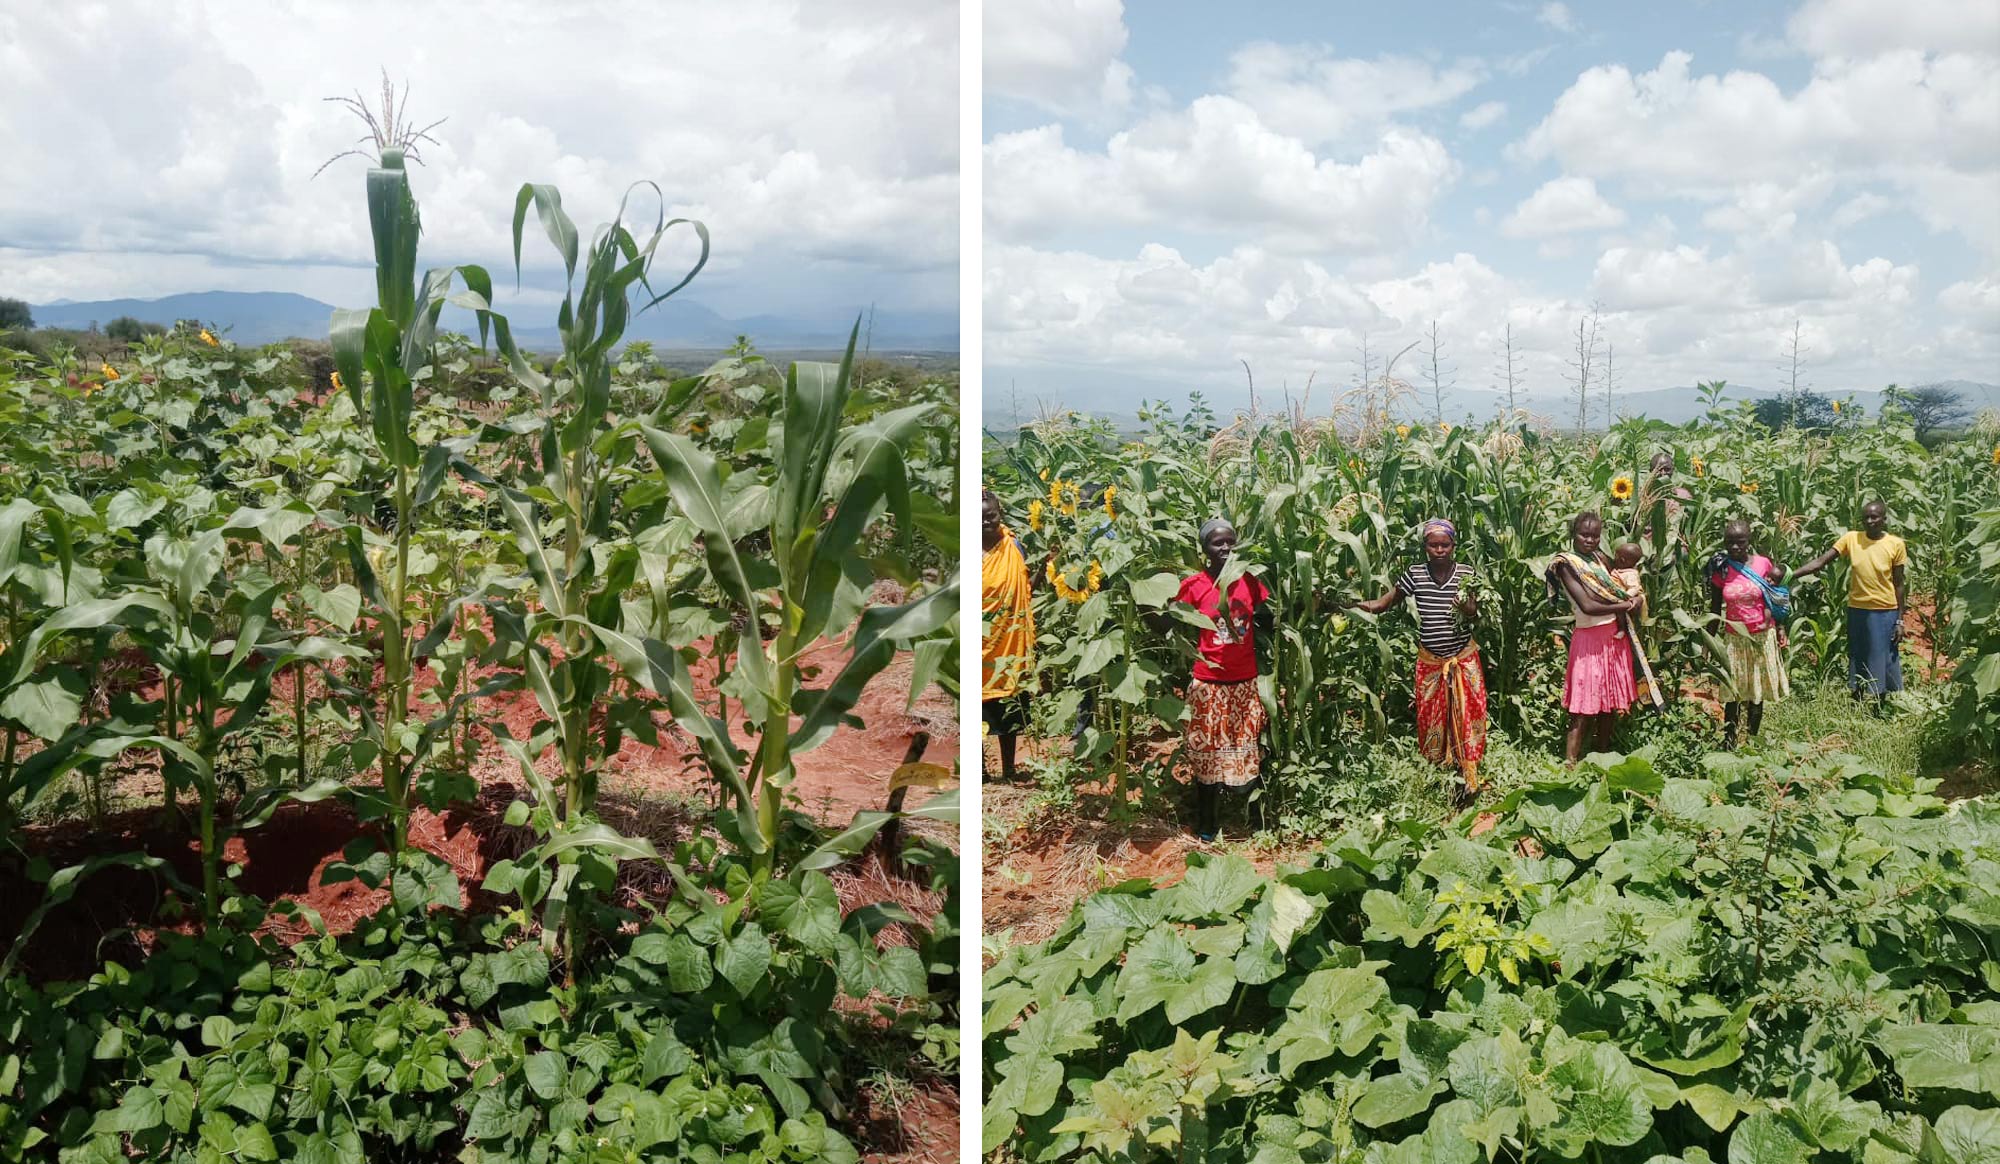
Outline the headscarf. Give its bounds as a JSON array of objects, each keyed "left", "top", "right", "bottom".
[
  {"left": 1420, "top": 518, "right": 1456, "bottom": 543},
  {"left": 1198, "top": 518, "right": 1234, "bottom": 545}
]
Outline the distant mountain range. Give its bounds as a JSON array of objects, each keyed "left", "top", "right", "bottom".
[
  {"left": 984, "top": 376, "right": 2000, "bottom": 431},
  {"left": 30, "top": 290, "right": 959, "bottom": 352}
]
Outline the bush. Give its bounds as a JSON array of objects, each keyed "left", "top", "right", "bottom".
[{"left": 984, "top": 748, "right": 2000, "bottom": 1161}]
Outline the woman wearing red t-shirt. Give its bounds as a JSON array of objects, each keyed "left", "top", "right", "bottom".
[{"left": 1175, "top": 518, "right": 1272, "bottom": 841}]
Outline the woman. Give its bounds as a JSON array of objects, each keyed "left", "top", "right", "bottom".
[
  {"left": 1706, "top": 518, "right": 1790, "bottom": 746},
  {"left": 981, "top": 488, "right": 1034, "bottom": 781},
  {"left": 1174, "top": 518, "right": 1271, "bottom": 841},
  {"left": 1546, "top": 511, "right": 1643, "bottom": 763},
  {"left": 1349, "top": 518, "right": 1487, "bottom": 806},
  {"left": 1791, "top": 499, "right": 1907, "bottom": 714}
]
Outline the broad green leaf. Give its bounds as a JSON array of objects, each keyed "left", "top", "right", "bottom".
[{"left": 717, "top": 923, "right": 773, "bottom": 997}]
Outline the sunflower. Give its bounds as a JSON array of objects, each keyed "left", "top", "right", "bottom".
[
  {"left": 1439, "top": 422, "right": 1453, "bottom": 435},
  {"left": 1610, "top": 476, "right": 1635, "bottom": 501},
  {"left": 1991, "top": 444, "right": 1999, "bottom": 466},
  {"left": 1055, "top": 480, "right": 1082, "bottom": 516},
  {"left": 197, "top": 328, "right": 218, "bottom": 346},
  {"left": 1691, "top": 455, "right": 1705, "bottom": 478},
  {"left": 331, "top": 370, "right": 344, "bottom": 393},
  {"left": 1832, "top": 400, "right": 1842, "bottom": 414},
  {"left": 1739, "top": 481, "right": 1759, "bottom": 494},
  {"left": 1039, "top": 468, "right": 1050, "bottom": 482},
  {"left": 1101, "top": 485, "right": 1117, "bottom": 519},
  {"left": 1028, "top": 499, "right": 1044, "bottom": 531},
  {"left": 1396, "top": 424, "right": 1411, "bottom": 439},
  {"left": 100, "top": 363, "right": 119, "bottom": 381},
  {"left": 1046, "top": 559, "right": 1103, "bottom": 604}
]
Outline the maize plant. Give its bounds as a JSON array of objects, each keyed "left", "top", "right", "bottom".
[
  {"left": 988, "top": 397, "right": 1994, "bottom": 812},
  {"left": 326, "top": 135, "right": 519, "bottom": 858}
]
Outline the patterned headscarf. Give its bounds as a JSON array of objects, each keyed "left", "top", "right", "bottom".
[
  {"left": 1198, "top": 518, "right": 1234, "bottom": 545},
  {"left": 1420, "top": 518, "right": 1457, "bottom": 543}
]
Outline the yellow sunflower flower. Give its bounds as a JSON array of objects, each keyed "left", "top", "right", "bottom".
[
  {"left": 1691, "top": 455, "right": 1705, "bottom": 478},
  {"left": 1102, "top": 485, "right": 1117, "bottom": 519},
  {"left": 1028, "top": 499, "right": 1044, "bottom": 531},
  {"left": 1990, "top": 444, "right": 1999, "bottom": 465},
  {"left": 198, "top": 328, "right": 218, "bottom": 346},
  {"left": 1610, "top": 476, "right": 1634, "bottom": 501},
  {"left": 1832, "top": 400, "right": 1842, "bottom": 414},
  {"left": 1396, "top": 424, "right": 1411, "bottom": 439},
  {"left": 1045, "top": 559, "right": 1104, "bottom": 604},
  {"left": 331, "top": 370, "right": 344, "bottom": 393},
  {"left": 100, "top": 363, "right": 119, "bottom": 381},
  {"left": 1740, "top": 481, "right": 1758, "bottom": 494},
  {"left": 1056, "top": 480, "right": 1082, "bottom": 516},
  {"left": 1439, "top": 422, "right": 1453, "bottom": 435}
]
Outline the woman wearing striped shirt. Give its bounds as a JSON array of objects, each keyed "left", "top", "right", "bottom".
[{"left": 1347, "top": 519, "right": 1488, "bottom": 806}]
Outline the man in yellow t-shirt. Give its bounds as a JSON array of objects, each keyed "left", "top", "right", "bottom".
[{"left": 1793, "top": 500, "right": 1908, "bottom": 711}]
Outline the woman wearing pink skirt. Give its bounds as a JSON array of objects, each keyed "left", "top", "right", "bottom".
[{"left": 1545, "top": 511, "right": 1642, "bottom": 763}]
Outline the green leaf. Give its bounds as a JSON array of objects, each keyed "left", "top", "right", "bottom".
[
  {"left": 660, "top": 931, "right": 715, "bottom": 994},
  {"left": 235, "top": 1122, "right": 279, "bottom": 1161},
  {"left": 1935, "top": 1105, "right": 2000, "bottom": 1164},
  {"left": 391, "top": 851, "right": 462, "bottom": 913},
  {"left": 717, "top": 923, "right": 773, "bottom": 997},
  {"left": 524, "top": 1051, "right": 566, "bottom": 1101},
  {"left": 1168, "top": 854, "right": 1264, "bottom": 920},
  {"left": 105, "top": 1085, "right": 163, "bottom": 1134},
  {"left": 307, "top": 584, "right": 362, "bottom": 631},
  {"left": 1353, "top": 1072, "right": 1447, "bottom": 1128},
  {"left": 1727, "top": 1110, "right": 1814, "bottom": 1164},
  {"left": 0, "top": 674, "right": 82, "bottom": 740},
  {"left": 766, "top": 872, "right": 842, "bottom": 956},
  {"left": 1131, "top": 571, "right": 1181, "bottom": 608}
]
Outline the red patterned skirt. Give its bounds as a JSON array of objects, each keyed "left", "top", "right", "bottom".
[
  {"left": 1186, "top": 677, "right": 1266, "bottom": 788},
  {"left": 1416, "top": 642, "right": 1489, "bottom": 788}
]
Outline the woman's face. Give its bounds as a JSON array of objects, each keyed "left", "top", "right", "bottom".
[
  {"left": 1651, "top": 454, "right": 1673, "bottom": 480},
  {"left": 1203, "top": 525, "right": 1236, "bottom": 569},
  {"left": 1725, "top": 527, "right": 1751, "bottom": 561},
  {"left": 982, "top": 493, "right": 1002, "bottom": 532},
  {"left": 1572, "top": 517, "right": 1602, "bottom": 557},
  {"left": 1424, "top": 531, "right": 1455, "bottom": 565}
]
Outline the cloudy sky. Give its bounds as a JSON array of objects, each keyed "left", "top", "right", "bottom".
[
  {"left": 0, "top": 0, "right": 957, "bottom": 324},
  {"left": 984, "top": 0, "right": 2000, "bottom": 420}
]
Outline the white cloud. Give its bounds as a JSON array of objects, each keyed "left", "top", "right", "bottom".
[
  {"left": 984, "top": 100, "right": 1458, "bottom": 251},
  {"left": 0, "top": 1, "right": 957, "bottom": 312},
  {"left": 1460, "top": 101, "right": 1509, "bottom": 131},
  {"left": 1829, "top": 191, "right": 1894, "bottom": 228},
  {"left": 1940, "top": 277, "right": 2000, "bottom": 333},
  {"left": 1502, "top": 177, "right": 1626, "bottom": 238},
  {"left": 1788, "top": 0, "right": 2000, "bottom": 57},
  {"left": 984, "top": 0, "right": 1133, "bottom": 118},
  {"left": 1515, "top": 49, "right": 2000, "bottom": 253},
  {"left": 1537, "top": 3, "right": 1577, "bottom": 34},
  {"left": 985, "top": 234, "right": 1991, "bottom": 407},
  {"left": 1224, "top": 42, "right": 1485, "bottom": 146}
]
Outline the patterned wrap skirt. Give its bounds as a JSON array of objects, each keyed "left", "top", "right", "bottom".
[
  {"left": 1846, "top": 607, "right": 1904, "bottom": 695},
  {"left": 1416, "top": 642, "right": 1489, "bottom": 787},
  {"left": 1186, "top": 677, "right": 1266, "bottom": 788},
  {"left": 1564, "top": 621, "right": 1636, "bottom": 715},
  {"left": 1722, "top": 625, "right": 1790, "bottom": 705}
]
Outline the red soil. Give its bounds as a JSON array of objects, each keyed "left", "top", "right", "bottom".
[{"left": 5, "top": 621, "right": 958, "bottom": 980}]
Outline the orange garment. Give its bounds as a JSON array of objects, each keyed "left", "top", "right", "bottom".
[{"left": 982, "top": 527, "right": 1034, "bottom": 700}]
